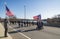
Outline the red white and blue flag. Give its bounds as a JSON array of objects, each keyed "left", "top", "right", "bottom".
[
  {"left": 33, "top": 14, "right": 41, "bottom": 20},
  {"left": 5, "top": 5, "right": 14, "bottom": 16}
]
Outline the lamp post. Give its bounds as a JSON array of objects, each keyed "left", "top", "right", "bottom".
[{"left": 24, "top": 5, "right": 26, "bottom": 19}]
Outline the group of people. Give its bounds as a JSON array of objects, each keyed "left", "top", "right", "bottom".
[
  {"left": 17, "top": 21, "right": 29, "bottom": 28},
  {"left": 3, "top": 18, "right": 43, "bottom": 37}
]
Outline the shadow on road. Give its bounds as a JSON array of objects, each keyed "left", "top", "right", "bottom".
[
  {"left": 8, "top": 28, "right": 43, "bottom": 34},
  {"left": 0, "top": 36, "right": 5, "bottom": 38},
  {"left": 22, "top": 29, "right": 37, "bottom": 32},
  {"left": 8, "top": 30, "right": 21, "bottom": 34}
]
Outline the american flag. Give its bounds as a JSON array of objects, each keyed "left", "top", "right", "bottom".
[
  {"left": 33, "top": 15, "right": 41, "bottom": 20},
  {"left": 5, "top": 5, "right": 14, "bottom": 16}
]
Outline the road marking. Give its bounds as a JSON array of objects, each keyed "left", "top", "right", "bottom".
[{"left": 8, "top": 25, "right": 31, "bottom": 39}]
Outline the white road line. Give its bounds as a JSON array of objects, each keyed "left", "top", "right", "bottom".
[{"left": 8, "top": 25, "right": 31, "bottom": 39}]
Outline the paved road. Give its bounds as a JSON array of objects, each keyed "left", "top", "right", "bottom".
[{"left": 8, "top": 24, "right": 60, "bottom": 39}]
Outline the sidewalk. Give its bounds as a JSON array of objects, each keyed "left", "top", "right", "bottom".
[{"left": 0, "top": 23, "right": 12, "bottom": 39}]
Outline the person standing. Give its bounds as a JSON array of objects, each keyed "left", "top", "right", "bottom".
[
  {"left": 33, "top": 14, "right": 43, "bottom": 30},
  {"left": 26, "top": 21, "right": 28, "bottom": 27},
  {"left": 32, "top": 21, "right": 34, "bottom": 26},
  {"left": 36, "top": 20, "right": 43, "bottom": 30},
  {"left": 18, "top": 21, "right": 20, "bottom": 28},
  {"left": 4, "top": 18, "right": 8, "bottom": 37}
]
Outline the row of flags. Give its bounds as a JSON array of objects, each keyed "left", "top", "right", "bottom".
[{"left": 5, "top": 4, "right": 41, "bottom": 20}]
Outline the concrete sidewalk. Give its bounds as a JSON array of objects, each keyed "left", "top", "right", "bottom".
[{"left": 0, "top": 23, "right": 12, "bottom": 39}]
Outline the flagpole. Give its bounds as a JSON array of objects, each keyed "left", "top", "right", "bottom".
[
  {"left": 4, "top": 2, "right": 10, "bottom": 24},
  {"left": 4, "top": 2, "right": 7, "bottom": 18}
]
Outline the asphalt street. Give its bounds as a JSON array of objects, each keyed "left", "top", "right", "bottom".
[{"left": 8, "top": 24, "right": 60, "bottom": 39}]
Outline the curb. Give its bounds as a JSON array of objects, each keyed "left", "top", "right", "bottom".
[{"left": 0, "top": 23, "right": 12, "bottom": 39}]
